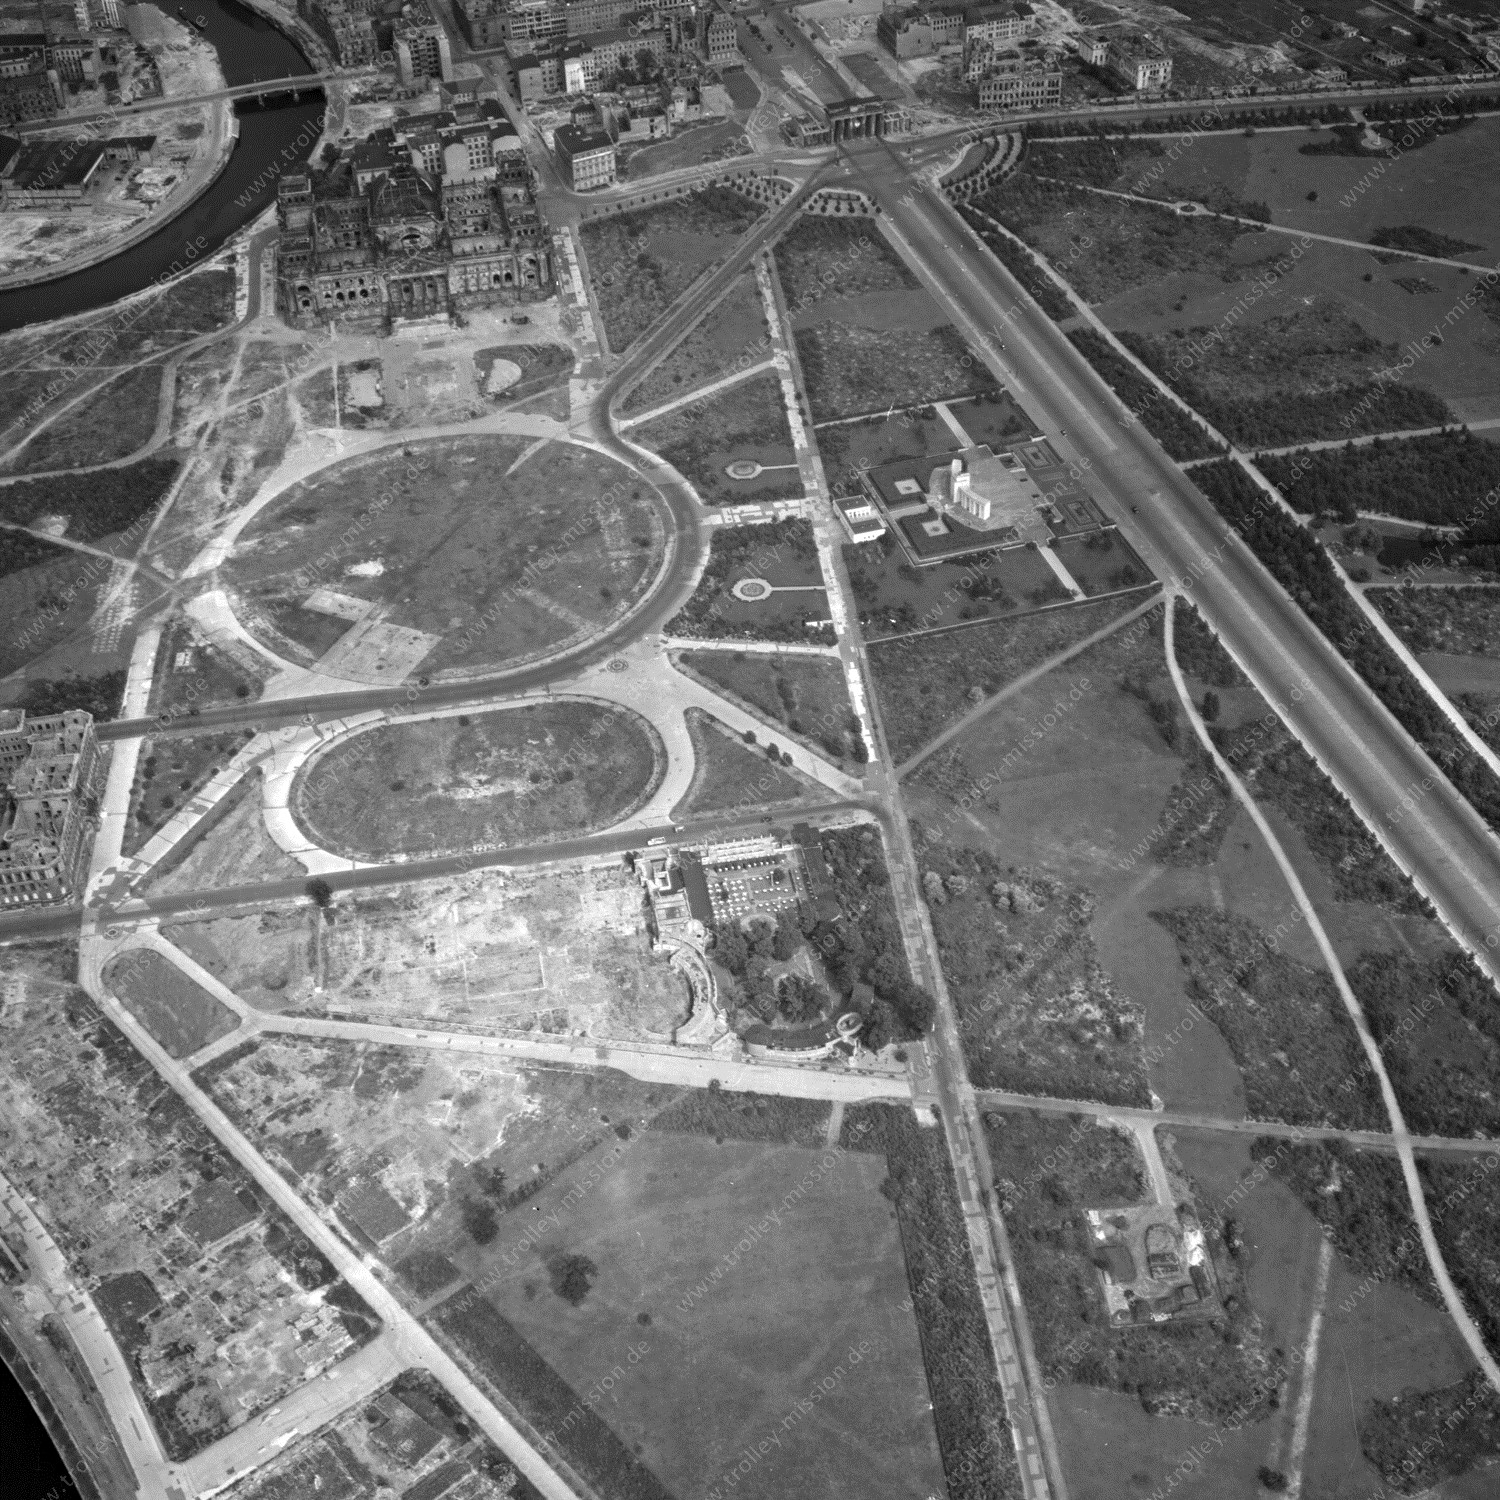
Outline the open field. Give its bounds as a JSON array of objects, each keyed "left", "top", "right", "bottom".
[
  {"left": 631, "top": 369, "right": 800, "bottom": 505},
  {"left": 103, "top": 948, "right": 238, "bottom": 1059},
  {"left": 167, "top": 865, "right": 689, "bottom": 1038},
  {"left": 223, "top": 1372, "right": 544, "bottom": 1500},
  {"left": 900, "top": 601, "right": 1443, "bottom": 1120},
  {"left": 673, "top": 708, "right": 824, "bottom": 818},
  {"left": 0, "top": 542, "right": 117, "bottom": 681},
  {"left": 849, "top": 533, "right": 1081, "bottom": 642},
  {"left": 0, "top": 945, "right": 377, "bottom": 1461},
  {"left": 667, "top": 518, "right": 831, "bottom": 642},
  {"left": 579, "top": 186, "right": 763, "bottom": 353},
  {"left": 123, "top": 728, "right": 256, "bottom": 855},
  {"left": 4, "top": 363, "right": 164, "bottom": 475},
  {"left": 1054, "top": 531, "right": 1150, "bottom": 596},
  {"left": 815, "top": 405, "right": 957, "bottom": 497},
  {"left": 411, "top": 1095, "right": 946, "bottom": 1500},
  {"left": 619, "top": 269, "right": 769, "bottom": 416},
  {"left": 676, "top": 649, "right": 863, "bottom": 764},
  {"left": 869, "top": 593, "right": 1152, "bottom": 764},
  {"left": 224, "top": 435, "right": 667, "bottom": 678},
  {"left": 293, "top": 702, "right": 663, "bottom": 860}
]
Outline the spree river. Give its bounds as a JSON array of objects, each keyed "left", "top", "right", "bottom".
[{"left": 0, "top": 0, "right": 322, "bottom": 332}]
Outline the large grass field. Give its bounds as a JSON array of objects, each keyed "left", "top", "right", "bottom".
[
  {"left": 123, "top": 729, "right": 255, "bottom": 855},
  {"left": 631, "top": 369, "right": 800, "bottom": 506},
  {"left": 579, "top": 187, "right": 763, "bottom": 353},
  {"left": 673, "top": 707, "right": 824, "bottom": 818},
  {"left": 293, "top": 702, "right": 664, "bottom": 859},
  {"left": 223, "top": 436, "right": 667, "bottom": 678},
  {"left": 103, "top": 949, "right": 239, "bottom": 1059},
  {"left": 426, "top": 1119, "right": 947, "bottom": 1500},
  {"left": 677, "top": 649, "right": 863, "bottom": 765},
  {"left": 869, "top": 593, "right": 1152, "bottom": 765}
]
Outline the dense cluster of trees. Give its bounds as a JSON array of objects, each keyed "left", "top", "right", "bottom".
[
  {"left": 0, "top": 530, "right": 69, "bottom": 582},
  {"left": 1348, "top": 947, "right": 1500, "bottom": 1138},
  {"left": 1363, "top": 1374, "right": 1500, "bottom": 1494},
  {"left": 707, "top": 829, "right": 935, "bottom": 1049},
  {"left": 1118, "top": 331, "right": 1452, "bottom": 450},
  {"left": 1369, "top": 225, "right": 1483, "bottom": 258},
  {"left": 1261, "top": 430, "right": 1500, "bottom": 528},
  {"left": 17, "top": 670, "right": 126, "bottom": 722},
  {"left": 1194, "top": 459, "right": 1500, "bottom": 829},
  {"left": 1068, "top": 330, "right": 1224, "bottom": 461},
  {"left": 842, "top": 1103, "right": 1019, "bottom": 1500},
  {"left": 0, "top": 458, "right": 179, "bottom": 543}
]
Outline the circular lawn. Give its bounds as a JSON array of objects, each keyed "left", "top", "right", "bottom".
[{"left": 293, "top": 700, "right": 664, "bottom": 860}]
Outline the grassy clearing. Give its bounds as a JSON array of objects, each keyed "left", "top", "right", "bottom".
[
  {"left": 579, "top": 186, "right": 763, "bottom": 352},
  {"left": 843, "top": 1102, "right": 1024, "bottom": 1500},
  {"left": 795, "top": 322, "right": 997, "bottom": 423},
  {"left": 988, "top": 1112, "right": 1274, "bottom": 1422},
  {"left": 667, "top": 518, "right": 830, "bottom": 643},
  {"left": 1194, "top": 459, "right": 1500, "bottom": 831},
  {"left": 123, "top": 729, "right": 256, "bottom": 855},
  {"left": 973, "top": 176, "right": 1249, "bottom": 303},
  {"left": 1153, "top": 909, "right": 1385, "bottom": 1129},
  {"left": 631, "top": 369, "right": 799, "bottom": 505},
  {"left": 7, "top": 363, "right": 164, "bottom": 474},
  {"left": 1260, "top": 431, "right": 1500, "bottom": 527},
  {"left": 673, "top": 708, "right": 822, "bottom": 818},
  {"left": 1119, "top": 307, "right": 1452, "bottom": 448},
  {"left": 620, "top": 270, "right": 769, "bottom": 416},
  {"left": 870, "top": 594, "right": 1152, "bottom": 765},
  {"left": 677, "top": 649, "right": 864, "bottom": 765},
  {"left": 103, "top": 949, "right": 238, "bottom": 1058},
  {"left": 773, "top": 216, "right": 918, "bottom": 311},
  {"left": 433, "top": 1299, "right": 674, "bottom": 1500},
  {"left": 922, "top": 846, "right": 1151, "bottom": 1106},
  {"left": 225, "top": 435, "right": 666, "bottom": 675},
  {"left": 294, "top": 702, "right": 663, "bottom": 859}
]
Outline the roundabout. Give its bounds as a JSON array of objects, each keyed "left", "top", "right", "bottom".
[{"left": 218, "top": 434, "right": 671, "bottom": 683}]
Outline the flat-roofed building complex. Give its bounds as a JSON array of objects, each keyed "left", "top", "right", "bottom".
[
  {"left": 299, "top": 0, "right": 379, "bottom": 66},
  {"left": 0, "top": 710, "right": 105, "bottom": 908},
  {"left": 554, "top": 120, "right": 615, "bottom": 187},
  {"left": 0, "top": 137, "right": 105, "bottom": 206}
]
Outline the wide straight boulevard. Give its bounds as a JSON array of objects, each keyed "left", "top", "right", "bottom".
[{"left": 843, "top": 135, "right": 1500, "bottom": 983}]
